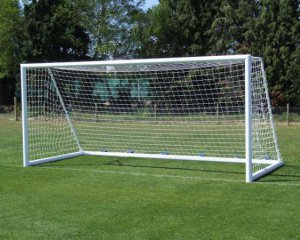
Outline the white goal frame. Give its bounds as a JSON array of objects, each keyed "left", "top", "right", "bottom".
[{"left": 21, "top": 55, "right": 283, "bottom": 182}]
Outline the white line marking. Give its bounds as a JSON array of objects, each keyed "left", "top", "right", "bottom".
[
  {"left": 45, "top": 166, "right": 244, "bottom": 183},
  {"left": 31, "top": 165, "right": 300, "bottom": 186}
]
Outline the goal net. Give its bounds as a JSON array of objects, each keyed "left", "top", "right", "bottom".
[{"left": 21, "top": 55, "right": 283, "bottom": 182}]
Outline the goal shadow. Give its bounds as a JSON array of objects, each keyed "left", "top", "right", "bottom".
[
  {"left": 35, "top": 156, "right": 295, "bottom": 183},
  {"left": 36, "top": 155, "right": 245, "bottom": 178},
  {"left": 258, "top": 165, "right": 300, "bottom": 183},
  {"left": 104, "top": 159, "right": 244, "bottom": 176}
]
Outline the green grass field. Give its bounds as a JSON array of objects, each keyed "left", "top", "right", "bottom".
[{"left": 0, "top": 119, "right": 299, "bottom": 239}]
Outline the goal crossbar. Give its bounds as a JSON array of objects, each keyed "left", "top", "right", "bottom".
[{"left": 21, "top": 55, "right": 255, "bottom": 68}]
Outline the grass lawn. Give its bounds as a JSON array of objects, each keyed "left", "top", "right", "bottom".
[{"left": 0, "top": 119, "right": 299, "bottom": 239}]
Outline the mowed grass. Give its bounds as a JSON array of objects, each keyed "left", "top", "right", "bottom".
[{"left": 0, "top": 119, "right": 299, "bottom": 239}]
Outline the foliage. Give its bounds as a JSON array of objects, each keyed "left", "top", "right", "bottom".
[
  {"left": 23, "top": 0, "right": 90, "bottom": 62},
  {"left": 0, "top": 0, "right": 24, "bottom": 104},
  {"left": 81, "top": 0, "right": 143, "bottom": 60},
  {"left": 141, "top": 0, "right": 300, "bottom": 105},
  {"left": 247, "top": 0, "right": 300, "bottom": 105},
  {"left": 207, "top": 0, "right": 260, "bottom": 54},
  {"left": 0, "top": 0, "right": 299, "bottom": 105},
  {"left": 194, "top": 0, "right": 299, "bottom": 105},
  {"left": 0, "top": 0, "right": 23, "bottom": 78},
  {"left": 212, "top": 0, "right": 300, "bottom": 104},
  {"left": 133, "top": 0, "right": 221, "bottom": 57}
]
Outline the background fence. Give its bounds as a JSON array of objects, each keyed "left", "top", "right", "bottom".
[
  {"left": 272, "top": 104, "right": 300, "bottom": 125},
  {"left": 0, "top": 97, "right": 19, "bottom": 121}
]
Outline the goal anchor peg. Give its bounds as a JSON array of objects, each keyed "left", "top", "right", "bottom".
[{"left": 199, "top": 152, "right": 205, "bottom": 157}]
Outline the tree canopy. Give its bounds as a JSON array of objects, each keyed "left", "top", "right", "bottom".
[
  {"left": 23, "top": 0, "right": 90, "bottom": 62},
  {"left": 0, "top": 0, "right": 23, "bottom": 104},
  {"left": 83, "top": 0, "right": 143, "bottom": 59},
  {"left": 0, "top": 0, "right": 299, "bottom": 105},
  {"left": 134, "top": 0, "right": 300, "bottom": 105},
  {"left": 0, "top": 0, "right": 23, "bottom": 78}
]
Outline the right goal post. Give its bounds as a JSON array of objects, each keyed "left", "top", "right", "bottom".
[{"left": 21, "top": 55, "right": 283, "bottom": 182}]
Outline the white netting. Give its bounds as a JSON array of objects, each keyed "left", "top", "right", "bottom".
[
  {"left": 251, "top": 58, "right": 281, "bottom": 172},
  {"left": 26, "top": 69, "right": 79, "bottom": 160},
  {"left": 25, "top": 57, "right": 280, "bottom": 175}
]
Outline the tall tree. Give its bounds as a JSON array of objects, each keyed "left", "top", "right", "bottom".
[
  {"left": 0, "top": 0, "right": 23, "bottom": 104},
  {"left": 207, "top": 0, "right": 259, "bottom": 54},
  {"left": 82, "top": 0, "right": 143, "bottom": 60},
  {"left": 203, "top": 0, "right": 300, "bottom": 105},
  {"left": 249, "top": 0, "right": 300, "bottom": 105},
  {"left": 0, "top": 0, "right": 23, "bottom": 78},
  {"left": 134, "top": 0, "right": 226, "bottom": 58},
  {"left": 23, "top": 0, "right": 90, "bottom": 62}
]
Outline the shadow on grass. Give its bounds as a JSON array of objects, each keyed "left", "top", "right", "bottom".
[
  {"left": 101, "top": 158, "right": 243, "bottom": 176},
  {"left": 260, "top": 173, "right": 300, "bottom": 183},
  {"left": 107, "top": 161, "right": 300, "bottom": 183},
  {"left": 37, "top": 157, "right": 244, "bottom": 176},
  {"left": 258, "top": 164, "right": 300, "bottom": 183},
  {"left": 36, "top": 157, "right": 300, "bottom": 183}
]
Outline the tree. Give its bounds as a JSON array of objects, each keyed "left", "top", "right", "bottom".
[
  {"left": 203, "top": 0, "right": 300, "bottom": 105},
  {"left": 23, "top": 0, "right": 90, "bottom": 62},
  {"left": 135, "top": 0, "right": 232, "bottom": 58},
  {"left": 248, "top": 0, "right": 300, "bottom": 105},
  {"left": 82, "top": 0, "right": 144, "bottom": 60},
  {"left": 207, "top": 0, "right": 259, "bottom": 54},
  {"left": 0, "top": 0, "right": 23, "bottom": 104}
]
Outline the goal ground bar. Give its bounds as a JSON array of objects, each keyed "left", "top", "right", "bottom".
[
  {"left": 83, "top": 151, "right": 281, "bottom": 165},
  {"left": 26, "top": 151, "right": 282, "bottom": 166},
  {"left": 24, "top": 151, "right": 83, "bottom": 166}
]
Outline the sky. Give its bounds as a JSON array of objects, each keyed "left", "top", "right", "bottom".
[{"left": 143, "top": 0, "right": 159, "bottom": 9}]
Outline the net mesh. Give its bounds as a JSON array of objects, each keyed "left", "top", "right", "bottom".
[{"left": 25, "top": 57, "right": 280, "bottom": 174}]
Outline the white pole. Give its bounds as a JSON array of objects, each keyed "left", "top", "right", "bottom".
[
  {"left": 21, "top": 66, "right": 29, "bottom": 167},
  {"left": 83, "top": 151, "right": 279, "bottom": 164},
  {"left": 20, "top": 55, "right": 251, "bottom": 68},
  {"left": 245, "top": 55, "right": 252, "bottom": 182}
]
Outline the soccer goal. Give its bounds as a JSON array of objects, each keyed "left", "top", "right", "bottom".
[{"left": 21, "top": 55, "right": 283, "bottom": 182}]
